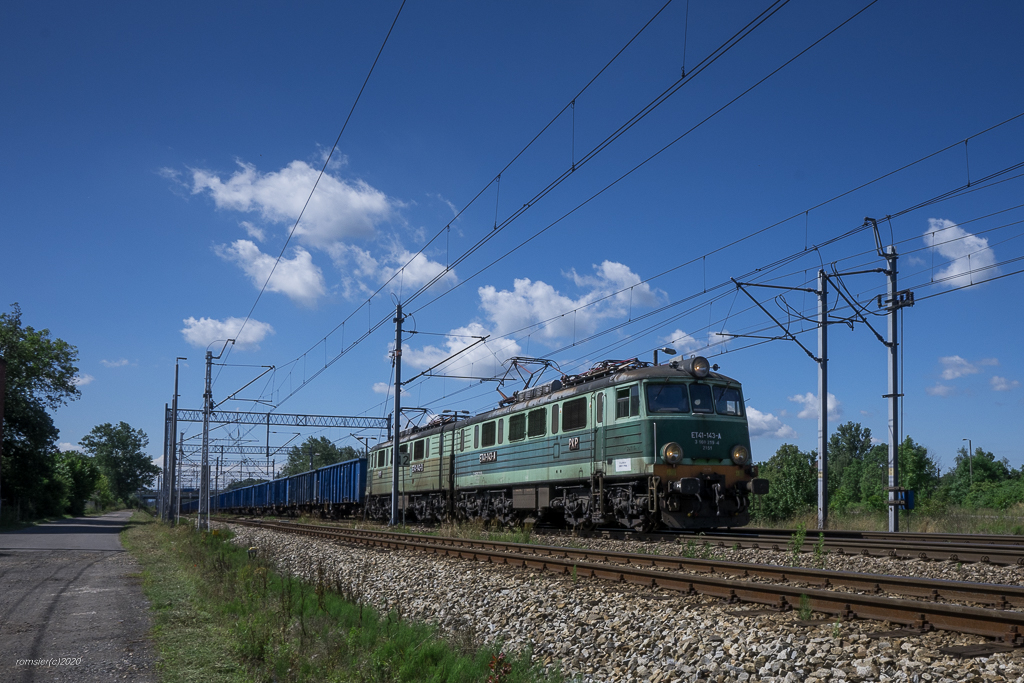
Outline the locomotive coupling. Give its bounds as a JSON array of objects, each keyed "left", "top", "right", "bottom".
[{"left": 669, "top": 478, "right": 703, "bottom": 495}]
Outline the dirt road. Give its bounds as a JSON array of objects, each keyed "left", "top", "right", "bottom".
[{"left": 0, "top": 511, "right": 157, "bottom": 682}]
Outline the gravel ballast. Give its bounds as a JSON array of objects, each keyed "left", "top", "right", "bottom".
[{"left": 225, "top": 524, "right": 1024, "bottom": 682}]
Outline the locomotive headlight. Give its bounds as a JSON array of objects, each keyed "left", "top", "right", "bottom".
[
  {"left": 730, "top": 444, "right": 750, "bottom": 466},
  {"left": 662, "top": 442, "right": 684, "bottom": 465},
  {"left": 680, "top": 356, "right": 711, "bottom": 378}
]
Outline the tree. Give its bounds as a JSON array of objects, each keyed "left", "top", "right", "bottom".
[
  {"left": 55, "top": 450, "right": 101, "bottom": 516},
  {"left": 79, "top": 422, "right": 160, "bottom": 503},
  {"left": 1, "top": 303, "right": 81, "bottom": 517},
  {"left": 897, "top": 436, "right": 940, "bottom": 502},
  {"left": 939, "top": 445, "right": 1014, "bottom": 507},
  {"left": 856, "top": 444, "right": 891, "bottom": 511},
  {"left": 752, "top": 444, "right": 816, "bottom": 522},
  {"left": 278, "top": 436, "right": 357, "bottom": 477},
  {"left": 826, "top": 422, "right": 873, "bottom": 509}
]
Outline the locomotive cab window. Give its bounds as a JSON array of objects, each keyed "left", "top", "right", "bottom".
[
  {"left": 482, "top": 421, "right": 497, "bottom": 447},
  {"left": 713, "top": 385, "right": 744, "bottom": 416},
  {"left": 690, "top": 383, "right": 714, "bottom": 413},
  {"left": 562, "top": 397, "right": 587, "bottom": 431},
  {"left": 376, "top": 451, "right": 385, "bottom": 468},
  {"left": 528, "top": 408, "right": 546, "bottom": 437},
  {"left": 646, "top": 383, "right": 690, "bottom": 413},
  {"left": 616, "top": 385, "right": 639, "bottom": 418},
  {"left": 509, "top": 413, "right": 526, "bottom": 441},
  {"left": 413, "top": 440, "right": 425, "bottom": 461}
]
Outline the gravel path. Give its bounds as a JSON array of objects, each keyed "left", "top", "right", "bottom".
[
  {"left": 0, "top": 512, "right": 156, "bottom": 682},
  {"left": 226, "top": 523, "right": 1024, "bottom": 682}
]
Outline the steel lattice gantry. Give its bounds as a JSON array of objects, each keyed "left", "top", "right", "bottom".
[{"left": 173, "top": 409, "right": 390, "bottom": 431}]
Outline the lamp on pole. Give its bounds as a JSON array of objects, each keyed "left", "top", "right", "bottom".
[
  {"left": 962, "top": 438, "right": 973, "bottom": 487},
  {"left": 653, "top": 346, "right": 677, "bottom": 367},
  {"left": 354, "top": 435, "right": 372, "bottom": 459}
]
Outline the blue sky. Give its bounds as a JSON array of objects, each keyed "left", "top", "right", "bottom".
[{"left": 4, "top": 1, "right": 1024, "bottom": 482}]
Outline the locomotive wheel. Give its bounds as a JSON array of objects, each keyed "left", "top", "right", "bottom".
[{"left": 573, "top": 519, "right": 596, "bottom": 537}]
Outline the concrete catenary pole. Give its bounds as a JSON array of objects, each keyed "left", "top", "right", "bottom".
[
  {"left": 168, "top": 357, "right": 184, "bottom": 524},
  {"left": 161, "top": 404, "right": 170, "bottom": 521},
  {"left": 817, "top": 270, "right": 829, "bottom": 530},
  {"left": 885, "top": 246, "right": 900, "bottom": 533},
  {"left": 201, "top": 342, "right": 232, "bottom": 530},
  {"left": 391, "top": 303, "right": 404, "bottom": 526}
]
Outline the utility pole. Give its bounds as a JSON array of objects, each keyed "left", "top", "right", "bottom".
[
  {"left": 161, "top": 404, "right": 170, "bottom": 521},
  {"left": 817, "top": 270, "right": 829, "bottom": 530},
  {"left": 201, "top": 341, "right": 232, "bottom": 531},
  {"left": 175, "top": 432, "right": 183, "bottom": 524},
  {"left": 215, "top": 446, "right": 222, "bottom": 514},
  {"left": 391, "top": 303, "right": 404, "bottom": 526},
  {"left": 168, "top": 357, "right": 185, "bottom": 524},
  {"left": 730, "top": 277, "right": 827, "bottom": 527},
  {"left": 885, "top": 245, "right": 900, "bottom": 533}
]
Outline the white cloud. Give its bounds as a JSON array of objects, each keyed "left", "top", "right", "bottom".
[
  {"left": 100, "top": 358, "right": 129, "bottom": 368},
  {"left": 926, "top": 383, "right": 954, "bottom": 397},
  {"left": 939, "top": 355, "right": 978, "bottom": 380},
  {"left": 658, "top": 328, "right": 731, "bottom": 357},
  {"left": 979, "top": 358, "right": 999, "bottom": 366},
  {"left": 328, "top": 243, "right": 456, "bottom": 298},
  {"left": 707, "top": 329, "right": 731, "bottom": 351},
  {"left": 378, "top": 248, "right": 456, "bottom": 292},
  {"left": 661, "top": 330, "right": 702, "bottom": 355},
  {"left": 404, "top": 322, "right": 523, "bottom": 380},
  {"left": 240, "top": 221, "right": 266, "bottom": 242},
  {"left": 181, "top": 316, "right": 275, "bottom": 350},
  {"left": 58, "top": 442, "right": 80, "bottom": 452},
  {"left": 991, "top": 376, "right": 1020, "bottom": 392},
  {"left": 923, "top": 218, "right": 998, "bottom": 289},
  {"left": 372, "top": 382, "right": 409, "bottom": 397},
  {"left": 788, "top": 392, "right": 842, "bottom": 421},
  {"left": 72, "top": 374, "right": 94, "bottom": 386},
  {"left": 746, "top": 406, "right": 797, "bottom": 439},
  {"left": 191, "top": 160, "right": 392, "bottom": 248},
  {"left": 478, "top": 261, "right": 659, "bottom": 341},
  {"left": 215, "top": 239, "right": 326, "bottom": 306}
]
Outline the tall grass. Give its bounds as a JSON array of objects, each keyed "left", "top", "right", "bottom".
[
  {"left": 758, "top": 504, "right": 1024, "bottom": 534},
  {"left": 124, "top": 515, "right": 556, "bottom": 683}
]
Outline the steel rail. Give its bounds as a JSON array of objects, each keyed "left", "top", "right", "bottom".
[
  {"left": 550, "top": 527, "right": 1024, "bottom": 566},
  {"left": 674, "top": 531, "right": 1024, "bottom": 566},
  {"left": 220, "top": 518, "right": 1024, "bottom": 644},
  {"left": 720, "top": 527, "right": 1024, "bottom": 547}
]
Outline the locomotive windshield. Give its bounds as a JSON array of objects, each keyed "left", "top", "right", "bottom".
[
  {"left": 646, "top": 384, "right": 689, "bottom": 413},
  {"left": 713, "top": 385, "right": 744, "bottom": 416},
  {"left": 646, "top": 382, "right": 743, "bottom": 416}
]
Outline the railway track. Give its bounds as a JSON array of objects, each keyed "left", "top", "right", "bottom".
[
  {"left": 216, "top": 516, "right": 1024, "bottom": 647},
  {"left": 523, "top": 526, "right": 1024, "bottom": 566}
]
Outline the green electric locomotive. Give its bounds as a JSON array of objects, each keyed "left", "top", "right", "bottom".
[{"left": 366, "top": 356, "right": 768, "bottom": 531}]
